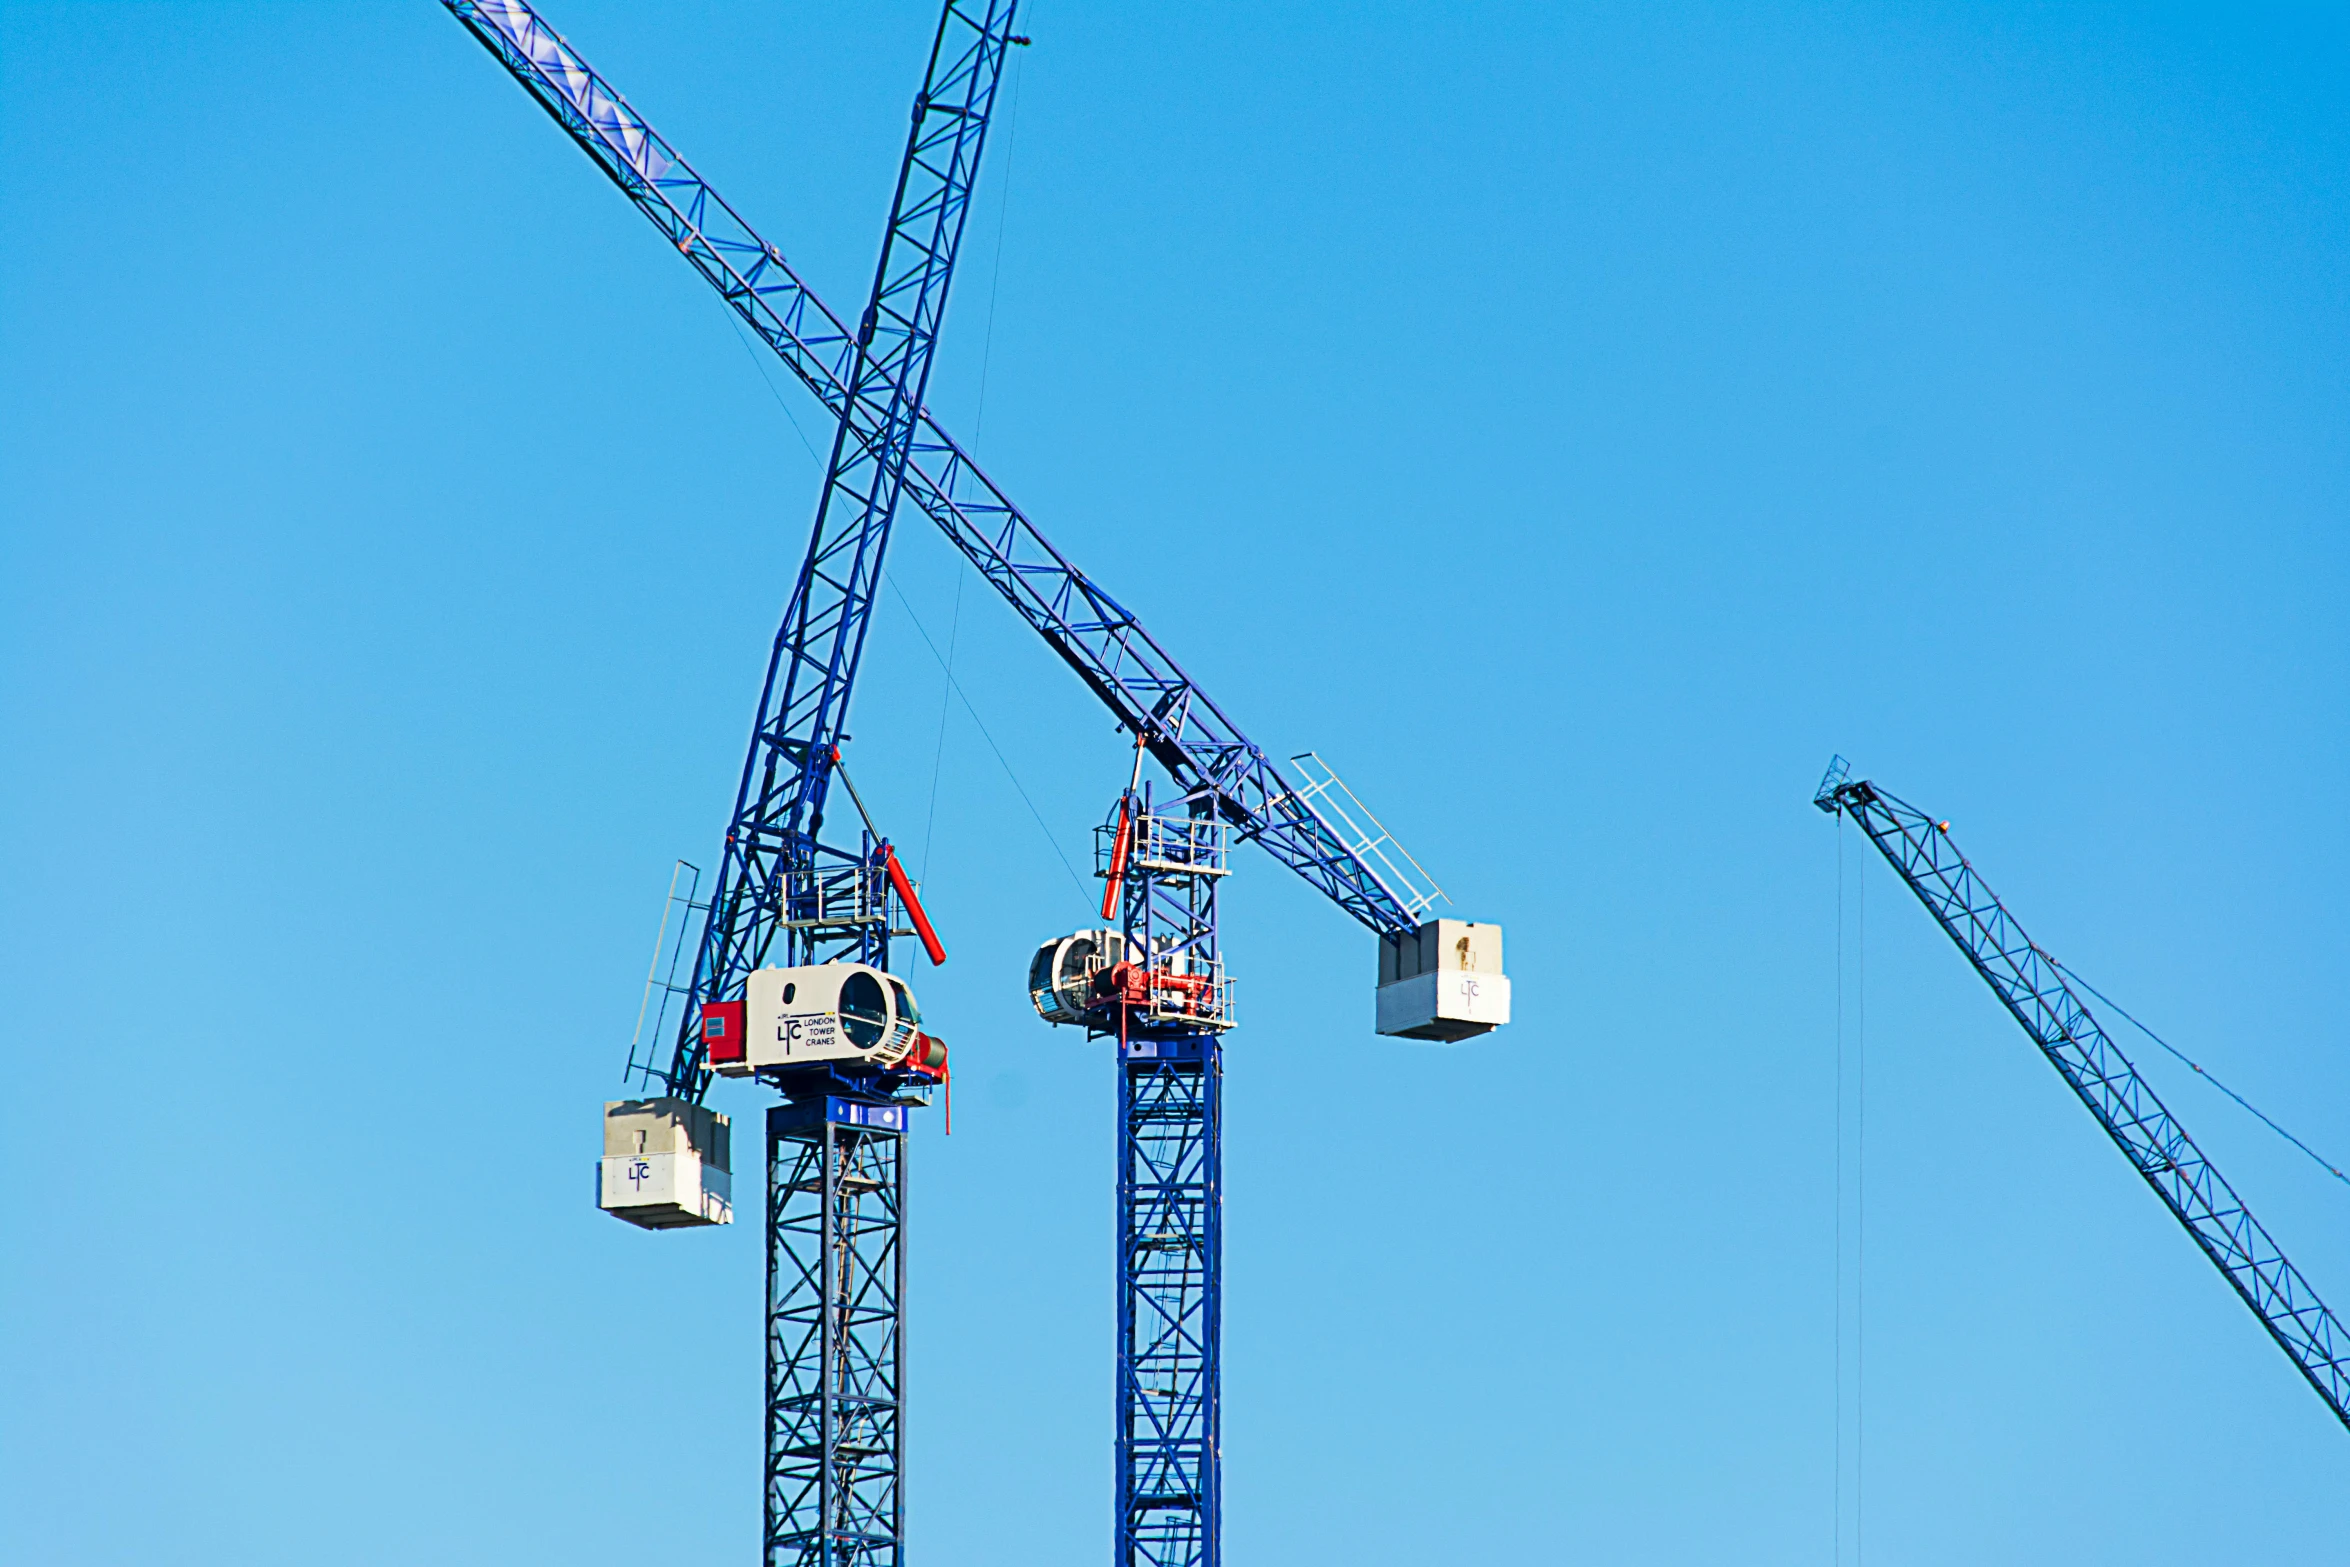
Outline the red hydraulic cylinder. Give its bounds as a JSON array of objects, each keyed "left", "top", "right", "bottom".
[
  {"left": 884, "top": 845, "right": 948, "bottom": 966},
  {"left": 1100, "top": 797, "right": 1133, "bottom": 921}
]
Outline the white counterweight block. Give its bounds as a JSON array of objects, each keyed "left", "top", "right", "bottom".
[
  {"left": 1374, "top": 918, "right": 1510, "bottom": 1042},
  {"left": 599, "top": 1098, "right": 733, "bottom": 1229}
]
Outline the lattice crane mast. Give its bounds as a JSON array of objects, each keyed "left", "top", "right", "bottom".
[
  {"left": 1025, "top": 751, "right": 1507, "bottom": 1567},
  {"left": 442, "top": 8, "right": 1513, "bottom": 1564},
  {"left": 1815, "top": 758, "right": 2349, "bottom": 1435}
]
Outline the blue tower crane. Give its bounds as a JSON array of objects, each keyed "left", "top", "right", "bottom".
[
  {"left": 441, "top": 6, "right": 1514, "bottom": 1561},
  {"left": 1026, "top": 755, "right": 1503, "bottom": 1566},
  {"left": 449, "top": 4, "right": 1019, "bottom": 1562},
  {"left": 1815, "top": 759, "right": 2349, "bottom": 1434}
]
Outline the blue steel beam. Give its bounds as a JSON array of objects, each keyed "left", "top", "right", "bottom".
[
  {"left": 1815, "top": 759, "right": 2350, "bottom": 1435},
  {"left": 737, "top": 14, "right": 1016, "bottom": 1561},
  {"left": 767, "top": 1100, "right": 910, "bottom": 1566},
  {"left": 439, "top": 7, "right": 1423, "bottom": 1058},
  {"left": 682, "top": 0, "right": 1016, "bottom": 1090},
  {"left": 1118, "top": 1046, "right": 1220, "bottom": 1567},
  {"left": 460, "top": 8, "right": 1015, "bottom": 1564}
]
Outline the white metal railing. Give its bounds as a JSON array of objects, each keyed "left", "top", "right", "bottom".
[
  {"left": 1132, "top": 811, "right": 1229, "bottom": 877},
  {"left": 1286, "top": 752, "right": 1447, "bottom": 921},
  {"left": 781, "top": 861, "right": 894, "bottom": 930},
  {"left": 625, "top": 859, "right": 706, "bottom": 1088},
  {"left": 1095, "top": 810, "right": 1231, "bottom": 880}
]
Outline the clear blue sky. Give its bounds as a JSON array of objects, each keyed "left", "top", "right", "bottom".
[{"left": 4, "top": 3, "right": 2346, "bottom": 1562}]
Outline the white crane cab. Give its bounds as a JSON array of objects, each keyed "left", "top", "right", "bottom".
[
  {"left": 1376, "top": 918, "right": 1509, "bottom": 1041},
  {"left": 708, "top": 960, "right": 936, "bottom": 1076},
  {"left": 1028, "top": 929, "right": 1127, "bottom": 1026}
]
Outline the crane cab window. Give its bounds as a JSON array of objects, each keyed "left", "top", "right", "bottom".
[{"left": 839, "top": 970, "right": 888, "bottom": 1049}]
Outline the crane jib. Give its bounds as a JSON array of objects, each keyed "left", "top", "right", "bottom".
[
  {"left": 679, "top": 1, "right": 1013, "bottom": 1092},
  {"left": 440, "top": 0, "right": 1422, "bottom": 960},
  {"left": 1815, "top": 758, "right": 2350, "bottom": 1436}
]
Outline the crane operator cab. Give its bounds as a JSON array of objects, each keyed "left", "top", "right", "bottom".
[{"left": 1028, "top": 929, "right": 1127, "bottom": 1026}]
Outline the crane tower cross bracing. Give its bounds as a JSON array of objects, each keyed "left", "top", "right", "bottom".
[
  {"left": 736, "top": 12, "right": 1017, "bottom": 1562},
  {"left": 1815, "top": 759, "right": 2350, "bottom": 1435},
  {"left": 1100, "top": 782, "right": 1233, "bottom": 1565}
]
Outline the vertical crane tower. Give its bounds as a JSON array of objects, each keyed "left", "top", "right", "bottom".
[
  {"left": 1815, "top": 759, "right": 2349, "bottom": 1434},
  {"left": 441, "top": 5, "right": 1514, "bottom": 1561},
  {"left": 1028, "top": 759, "right": 1507, "bottom": 1565}
]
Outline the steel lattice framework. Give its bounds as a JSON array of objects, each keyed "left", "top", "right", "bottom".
[
  {"left": 1099, "top": 786, "right": 1230, "bottom": 1566},
  {"left": 1815, "top": 758, "right": 2350, "bottom": 1434},
  {"left": 442, "top": 10, "right": 1460, "bottom": 1562},
  {"left": 446, "top": 7, "right": 1017, "bottom": 1565},
  {"left": 446, "top": 0, "right": 1019, "bottom": 1090},
  {"left": 1118, "top": 1051, "right": 1221, "bottom": 1567},
  {"left": 442, "top": 5, "right": 1422, "bottom": 1076},
  {"left": 767, "top": 1101, "right": 911, "bottom": 1566}
]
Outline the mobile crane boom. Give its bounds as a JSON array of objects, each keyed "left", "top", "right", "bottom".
[{"left": 1815, "top": 758, "right": 2349, "bottom": 1433}]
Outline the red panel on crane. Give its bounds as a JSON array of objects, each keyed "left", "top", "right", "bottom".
[{"left": 701, "top": 1001, "right": 745, "bottom": 1065}]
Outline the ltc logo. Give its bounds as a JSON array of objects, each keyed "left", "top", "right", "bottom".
[
  {"left": 773, "top": 1016, "right": 836, "bottom": 1055},
  {"left": 1460, "top": 977, "right": 1482, "bottom": 1005},
  {"left": 627, "top": 1158, "right": 651, "bottom": 1191}
]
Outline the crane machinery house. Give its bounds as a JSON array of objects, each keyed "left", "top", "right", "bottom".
[{"left": 705, "top": 961, "right": 946, "bottom": 1076}]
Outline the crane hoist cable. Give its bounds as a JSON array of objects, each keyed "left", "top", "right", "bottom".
[{"left": 2048, "top": 957, "right": 2350, "bottom": 1191}]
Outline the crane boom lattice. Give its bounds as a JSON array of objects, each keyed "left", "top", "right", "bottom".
[
  {"left": 1816, "top": 759, "right": 2350, "bottom": 1433},
  {"left": 443, "top": 0, "right": 1423, "bottom": 946}
]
